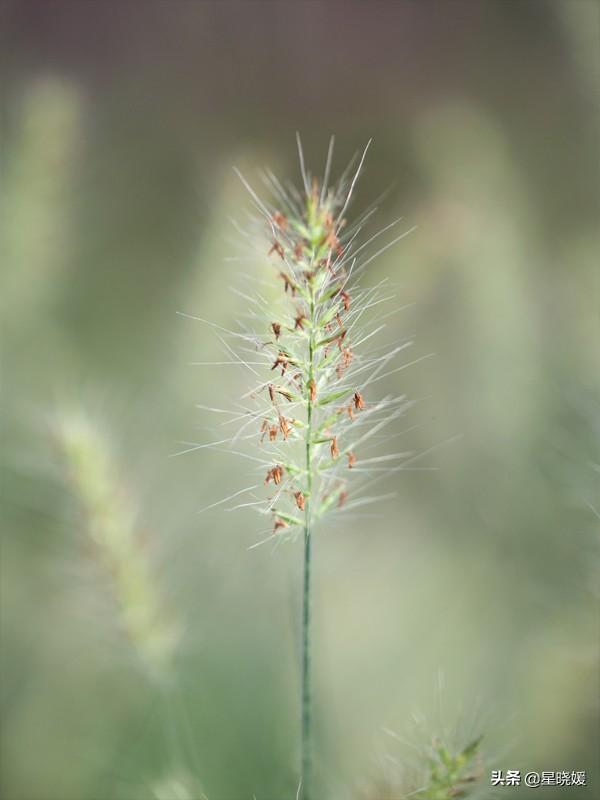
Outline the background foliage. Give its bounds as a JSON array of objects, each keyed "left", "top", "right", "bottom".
[{"left": 2, "top": 2, "right": 598, "bottom": 798}]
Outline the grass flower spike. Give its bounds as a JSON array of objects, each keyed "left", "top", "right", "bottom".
[
  {"left": 57, "top": 413, "right": 179, "bottom": 678},
  {"left": 189, "top": 137, "right": 417, "bottom": 799}
]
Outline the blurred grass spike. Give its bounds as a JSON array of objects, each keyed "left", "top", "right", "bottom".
[
  {"left": 56, "top": 413, "right": 179, "bottom": 678},
  {"left": 417, "top": 735, "right": 484, "bottom": 800},
  {"left": 358, "top": 733, "right": 484, "bottom": 800}
]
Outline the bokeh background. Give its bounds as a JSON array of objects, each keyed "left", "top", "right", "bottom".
[{"left": 2, "top": 2, "right": 599, "bottom": 799}]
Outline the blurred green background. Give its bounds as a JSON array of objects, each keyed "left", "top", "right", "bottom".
[{"left": 1, "top": 2, "right": 598, "bottom": 799}]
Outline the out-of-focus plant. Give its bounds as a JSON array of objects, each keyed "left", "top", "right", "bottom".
[
  {"left": 56, "top": 413, "right": 179, "bottom": 678},
  {"left": 358, "top": 734, "right": 484, "bottom": 800},
  {"left": 2, "top": 78, "right": 82, "bottom": 325},
  {"left": 415, "top": 736, "right": 483, "bottom": 799}
]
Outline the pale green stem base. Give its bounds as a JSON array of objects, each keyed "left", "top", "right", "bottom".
[{"left": 301, "top": 525, "right": 312, "bottom": 800}]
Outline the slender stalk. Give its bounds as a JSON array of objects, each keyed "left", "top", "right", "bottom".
[
  {"left": 301, "top": 288, "right": 316, "bottom": 800},
  {"left": 229, "top": 141, "right": 412, "bottom": 798},
  {"left": 301, "top": 515, "right": 312, "bottom": 799}
]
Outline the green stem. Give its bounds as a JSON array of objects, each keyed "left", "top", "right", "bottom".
[
  {"left": 301, "top": 506, "right": 312, "bottom": 799},
  {"left": 301, "top": 288, "right": 316, "bottom": 800}
]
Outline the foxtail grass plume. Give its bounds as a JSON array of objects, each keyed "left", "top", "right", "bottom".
[
  {"left": 57, "top": 413, "right": 179, "bottom": 678},
  {"left": 185, "top": 136, "right": 418, "bottom": 799},
  {"left": 186, "top": 138, "right": 419, "bottom": 540}
]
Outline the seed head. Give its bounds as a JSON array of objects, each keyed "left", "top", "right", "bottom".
[{"left": 212, "top": 139, "right": 416, "bottom": 545}]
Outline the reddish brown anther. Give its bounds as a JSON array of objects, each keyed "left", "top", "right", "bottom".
[
  {"left": 321, "top": 211, "right": 343, "bottom": 255},
  {"left": 279, "top": 415, "right": 291, "bottom": 439},
  {"left": 268, "top": 425, "right": 278, "bottom": 442},
  {"left": 271, "top": 322, "right": 281, "bottom": 340},
  {"left": 259, "top": 419, "right": 269, "bottom": 442},
  {"left": 338, "top": 490, "right": 348, "bottom": 508},
  {"left": 269, "top": 241, "right": 285, "bottom": 259},
  {"left": 271, "top": 352, "right": 289, "bottom": 375},
  {"left": 347, "top": 451, "right": 357, "bottom": 469},
  {"left": 277, "top": 386, "right": 293, "bottom": 402},
  {"left": 340, "top": 290, "right": 351, "bottom": 311},
  {"left": 272, "top": 211, "right": 287, "bottom": 230},
  {"left": 293, "top": 242, "right": 304, "bottom": 260},
  {"left": 279, "top": 272, "right": 297, "bottom": 296},
  {"left": 336, "top": 347, "right": 353, "bottom": 379},
  {"left": 268, "top": 384, "right": 293, "bottom": 404},
  {"left": 311, "top": 176, "right": 319, "bottom": 199},
  {"left": 294, "top": 312, "right": 307, "bottom": 330},
  {"left": 273, "top": 516, "right": 289, "bottom": 533},
  {"left": 325, "top": 230, "right": 343, "bottom": 256},
  {"left": 294, "top": 491, "right": 305, "bottom": 511},
  {"left": 308, "top": 379, "right": 317, "bottom": 403},
  {"left": 330, "top": 436, "right": 340, "bottom": 459},
  {"left": 353, "top": 391, "right": 365, "bottom": 410},
  {"left": 265, "top": 464, "right": 284, "bottom": 485}
]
